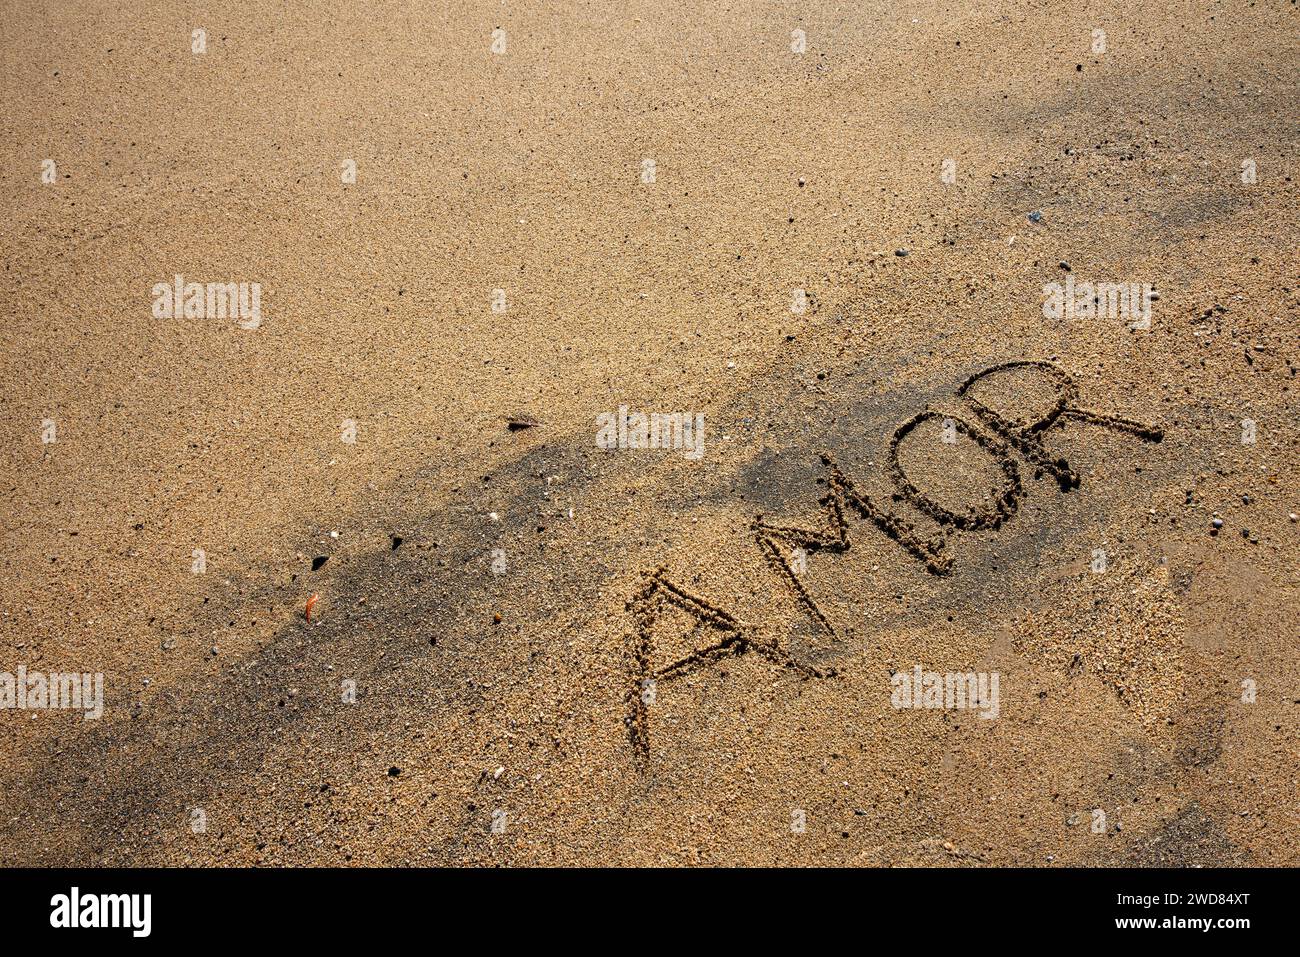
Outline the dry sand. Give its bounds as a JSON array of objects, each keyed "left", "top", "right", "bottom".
[{"left": 0, "top": 0, "right": 1296, "bottom": 866}]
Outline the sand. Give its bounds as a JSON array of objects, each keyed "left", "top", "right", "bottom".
[{"left": 0, "top": 0, "right": 1296, "bottom": 866}]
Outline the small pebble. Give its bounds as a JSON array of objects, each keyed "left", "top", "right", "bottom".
[
  {"left": 1028, "top": 210, "right": 1043, "bottom": 223},
  {"left": 1211, "top": 518, "right": 1223, "bottom": 528},
  {"left": 894, "top": 248, "right": 909, "bottom": 257}
]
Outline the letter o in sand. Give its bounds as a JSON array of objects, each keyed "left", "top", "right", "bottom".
[{"left": 887, "top": 411, "right": 1022, "bottom": 531}]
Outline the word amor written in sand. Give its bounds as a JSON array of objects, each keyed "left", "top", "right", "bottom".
[{"left": 626, "top": 360, "right": 1163, "bottom": 763}]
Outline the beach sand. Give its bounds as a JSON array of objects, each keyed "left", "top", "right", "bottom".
[{"left": 0, "top": 0, "right": 1296, "bottom": 865}]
